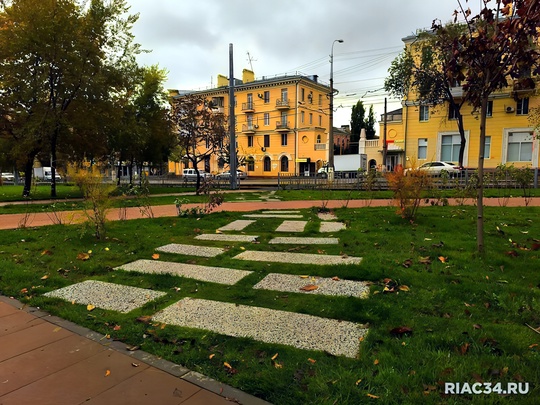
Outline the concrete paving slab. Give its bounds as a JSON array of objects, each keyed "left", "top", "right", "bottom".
[
  {"left": 318, "top": 212, "right": 338, "bottom": 221},
  {"left": 0, "top": 311, "right": 45, "bottom": 337},
  {"left": 261, "top": 211, "right": 301, "bottom": 214},
  {"left": 243, "top": 214, "right": 303, "bottom": 219},
  {"left": 233, "top": 250, "right": 362, "bottom": 265},
  {"left": 320, "top": 222, "right": 347, "bottom": 232},
  {"left": 153, "top": 298, "right": 367, "bottom": 358},
  {"left": 115, "top": 260, "right": 252, "bottom": 285},
  {"left": 195, "top": 234, "right": 259, "bottom": 243},
  {"left": 217, "top": 219, "right": 255, "bottom": 231},
  {"left": 44, "top": 280, "right": 166, "bottom": 313},
  {"left": 253, "top": 273, "right": 370, "bottom": 298},
  {"left": 156, "top": 243, "right": 226, "bottom": 257},
  {"left": 275, "top": 220, "right": 307, "bottom": 232},
  {"left": 269, "top": 237, "right": 339, "bottom": 244}
]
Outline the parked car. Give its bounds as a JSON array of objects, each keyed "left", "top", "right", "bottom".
[
  {"left": 1, "top": 172, "right": 15, "bottom": 182},
  {"left": 404, "top": 161, "right": 461, "bottom": 177},
  {"left": 216, "top": 170, "right": 247, "bottom": 180},
  {"left": 182, "top": 168, "right": 212, "bottom": 181}
]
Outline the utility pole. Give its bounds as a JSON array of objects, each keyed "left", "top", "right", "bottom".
[
  {"left": 229, "top": 44, "right": 237, "bottom": 189},
  {"left": 328, "top": 39, "right": 343, "bottom": 178},
  {"left": 382, "top": 97, "right": 388, "bottom": 172}
]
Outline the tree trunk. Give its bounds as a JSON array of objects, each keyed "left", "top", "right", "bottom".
[
  {"left": 476, "top": 95, "right": 488, "bottom": 254},
  {"left": 22, "top": 154, "right": 36, "bottom": 197},
  {"left": 456, "top": 112, "right": 466, "bottom": 168},
  {"left": 50, "top": 132, "right": 58, "bottom": 198}
]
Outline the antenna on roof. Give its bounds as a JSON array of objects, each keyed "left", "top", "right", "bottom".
[{"left": 246, "top": 51, "right": 257, "bottom": 71}]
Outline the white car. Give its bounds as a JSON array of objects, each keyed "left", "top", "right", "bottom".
[
  {"left": 1, "top": 172, "right": 15, "bottom": 182},
  {"left": 182, "top": 168, "right": 212, "bottom": 181},
  {"left": 216, "top": 170, "right": 247, "bottom": 180},
  {"left": 405, "top": 161, "right": 461, "bottom": 177}
]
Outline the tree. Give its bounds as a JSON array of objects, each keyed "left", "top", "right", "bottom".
[
  {"left": 364, "top": 105, "right": 377, "bottom": 139},
  {"left": 350, "top": 100, "right": 366, "bottom": 143},
  {"left": 170, "top": 94, "right": 228, "bottom": 192},
  {"left": 385, "top": 24, "right": 469, "bottom": 167},
  {"left": 0, "top": 0, "right": 141, "bottom": 197},
  {"left": 435, "top": 0, "right": 540, "bottom": 253}
]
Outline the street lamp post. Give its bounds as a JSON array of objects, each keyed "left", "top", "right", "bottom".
[{"left": 328, "top": 39, "right": 343, "bottom": 174}]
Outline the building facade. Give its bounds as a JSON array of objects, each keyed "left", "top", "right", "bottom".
[
  {"left": 364, "top": 34, "right": 540, "bottom": 171},
  {"left": 169, "top": 70, "right": 332, "bottom": 177}
]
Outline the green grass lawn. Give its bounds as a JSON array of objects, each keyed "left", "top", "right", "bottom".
[{"left": 0, "top": 205, "right": 538, "bottom": 404}]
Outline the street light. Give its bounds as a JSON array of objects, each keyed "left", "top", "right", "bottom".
[{"left": 328, "top": 39, "right": 343, "bottom": 173}]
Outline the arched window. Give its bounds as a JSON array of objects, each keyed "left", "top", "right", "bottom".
[
  {"left": 246, "top": 156, "right": 255, "bottom": 172},
  {"left": 280, "top": 156, "right": 289, "bottom": 172},
  {"left": 316, "top": 134, "right": 322, "bottom": 144},
  {"left": 263, "top": 156, "right": 271, "bottom": 172}
]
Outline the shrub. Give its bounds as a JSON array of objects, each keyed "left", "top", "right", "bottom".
[{"left": 385, "top": 166, "right": 431, "bottom": 221}]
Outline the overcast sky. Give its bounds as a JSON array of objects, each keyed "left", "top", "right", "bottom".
[{"left": 125, "top": 0, "right": 483, "bottom": 131}]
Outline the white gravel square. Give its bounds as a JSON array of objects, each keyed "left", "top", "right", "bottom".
[
  {"left": 233, "top": 250, "right": 362, "bottom": 265},
  {"left": 320, "top": 222, "right": 347, "bottom": 232},
  {"left": 44, "top": 280, "right": 166, "bottom": 313},
  {"left": 195, "top": 234, "right": 259, "bottom": 243},
  {"left": 152, "top": 298, "right": 367, "bottom": 358},
  {"left": 218, "top": 220, "right": 256, "bottom": 231},
  {"left": 156, "top": 243, "right": 226, "bottom": 257},
  {"left": 275, "top": 221, "right": 307, "bottom": 232},
  {"left": 253, "top": 273, "right": 369, "bottom": 298},
  {"left": 115, "top": 260, "right": 252, "bottom": 285},
  {"left": 261, "top": 211, "right": 301, "bottom": 214},
  {"left": 243, "top": 214, "right": 304, "bottom": 219},
  {"left": 318, "top": 212, "right": 338, "bottom": 221},
  {"left": 269, "top": 237, "right": 338, "bottom": 245}
]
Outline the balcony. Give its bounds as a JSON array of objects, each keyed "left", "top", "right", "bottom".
[
  {"left": 242, "top": 124, "right": 257, "bottom": 134},
  {"left": 242, "top": 102, "right": 255, "bottom": 113},
  {"left": 275, "top": 99, "right": 290, "bottom": 110},
  {"left": 275, "top": 121, "right": 290, "bottom": 132}
]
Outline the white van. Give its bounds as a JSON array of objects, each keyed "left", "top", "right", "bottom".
[{"left": 182, "top": 168, "right": 211, "bottom": 181}]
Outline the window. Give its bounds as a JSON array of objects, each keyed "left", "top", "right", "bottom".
[
  {"left": 264, "top": 134, "right": 270, "bottom": 148},
  {"left": 487, "top": 100, "right": 493, "bottom": 117},
  {"left": 264, "top": 113, "right": 270, "bottom": 126},
  {"left": 517, "top": 97, "right": 529, "bottom": 115},
  {"left": 281, "top": 111, "right": 288, "bottom": 126},
  {"left": 246, "top": 93, "right": 253, "bottom": 110},
  {"left": 281, "top": 133, "right": 288, "bottom": 146},
  {"left": 280, "top": 156, "right": 289, "bottom": 172},
  {"left": 484, "top": 136, "right": 491, "bottom": 159},
  {"left": 507, "top": 132, "right": 533, "bottom": 161},
  {"left": 419, "top": 105, "right": 429, "bottom": 122},
  {"left": 316, "top": 134, "right": 322, "bottom": 144},
  {"left": 318, "top": 94, "right": 323, "bottom": 105},
  {"left": 281, "top": 88, "right": 288, "bottom": 102},
  {"left": 264, "top": 91, "right": 270, "bottom": 103},
  {"left": 418, "top": 138, "right": 428, "bottom": 159},
  {"left": 301, "top": 111, "right": 305, "bottom": 123},
  {"left": 318, "top": 115, "right": 322, "bottom": 127},
  {"left": 309, "top": 113, "right": 313, "bottom": 125},
  {"left": 263, "top": 156, "right": 271, "bottom": 171},
  {"left": 300, "top": 88, "right": 305, "bottom": 102},
  {"left": 448, "top": 104, "right": 459, "bottom": 120},
  {"left": 247, "top": 158, "right": 255, "bottom": 172},
  {"left": 441, "top": 134, "right": 460, "bottom": 161},
  {"left": 247, "top": 135, "right": 254, "bottom": 148}
]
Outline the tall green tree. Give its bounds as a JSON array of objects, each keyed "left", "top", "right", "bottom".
[
  {"left": 434, "top": 0, "right": 540, "bottom": 253},
  {"left": 170, "top": 94, "right": 227, "bottom": 193},
  {"left": 350, "top": 100, "right": 366, "bottom": 143},
  {"left": 364, "top": 105, "right": 376, "bottom": 139},
  {"left": 385, "top": 24, "right": 469, "bottom": 167},
  {"left": 0, "top": 0, "right": 141, "bottom": 197}
]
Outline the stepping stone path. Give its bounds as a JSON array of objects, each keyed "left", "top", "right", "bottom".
[
  {"left": 156, "top": 243, "right": 225, "bottom": 257},
  {"left": 269, "top": 237, "right": 338, "bottom": 244},
  {"left": 218, "top": 220, "right": 255, "bottom": 231},
  {"left": 233, "top": 250, "right": 362, "bottom": 265},
  {"left": 275, "top": 220, "right": 307, "bottom": 233},
  {"left": 43, "top": 210, "right": 369, "bottom": 358},
  {"left": 44, "top": 280, "right": 166, "bottom": 313},
  {"left": 195, "top": 234, "right": 259, "bottom": 242},
  {"left": 152, "top": 298, "right": 367, "bottom": 358},
  {"left": 253, "top": 273, "right": 369, "bottom": 298},
  {"left": 115, "top": 259, "right": 252, "bottom": 285}
]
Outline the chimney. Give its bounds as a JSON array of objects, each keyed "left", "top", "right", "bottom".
[
  {"left": 217, "top": 74, "right": 229, "bottom": 87},
  {"left": 242, "top": 69, "right": 255, "bottom": 84}
]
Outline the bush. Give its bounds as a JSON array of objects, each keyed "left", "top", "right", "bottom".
[{"left": 385, "top": 166, "right": 431, "bottom": 221}]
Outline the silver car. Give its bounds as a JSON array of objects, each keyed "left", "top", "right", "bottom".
[
  {"left": 405, "top": 161, "right": 461, "bottom": 177},
  {"left": 216, "top": 170, "right": 247, "bottom": 180}
]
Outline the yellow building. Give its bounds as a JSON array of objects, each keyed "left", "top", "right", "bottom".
[
  {"left": 169, "top": 69, "right": 332, "bottom": 177},
  {"left": 368, "top": 33, "right": 540, "bottom": 171}
]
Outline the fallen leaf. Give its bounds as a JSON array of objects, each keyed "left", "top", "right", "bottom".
[
  {"left": 529, "top": 344, "right": 538, "bottom": 349},
  {"left": 40, "top": 275, "right": 49, "bottom": 280},
  {"left": 438, "top": 256, "right": 448, "bottom": 263},
  {"left": 402, "top": 259, "right": 413, "bottom": 268},
  {"left": 332, "top": 276, "right": 340, "bottom": 281},
  {"left": 300, "top": 275, "right": 309, "bottom": 279},
  {"left": 308, "top": 358, "right": 316, "bottom": 364},
  {"left": 460, "top": 343, "right": 470, "bottom": 355},
  {"left": 224, "top": 362, "right": 232, "bottom": 369},
  {"left": 300, "top": 284, "right": 318, "bottom": 292},
  {"left": 77, "top": 252, "right": 90, "bottom": 261},
  {"left": 473, "top": 324, "right": 482, "bottom": 329},
  {"left": 209, "top": 354, "right": 215, "bottom": 359},
  {"left": 355, "top": 378, "right": 362, "bottom": 386},
  {"left": 20, "top": 287, "right": 28, "bottom": 294},
  {"left": 215, "top": 230, "right": 222, "bottom": 234},
  {"left": 373, "top": 359, "right": 379, "bottom": 365},
  {"left": 271, "top": 353, "right": 279, "bottom": 360},
  {"left": 419, "top": 256, "right": 431, "bottom": 265},
  {"left": 87, "top": 304, "right": 96, "bottom": 311},
  {"left": 131, "top": 363, "right": 140, "bottom": 367},
  {"left": 113, "top": 325, "right": 121, "bottom": 331},
  {"left": 390, "top": 326, "right": 413, "bottom": 337},
  {"left": 398, "top": 285, "right": 410, "bottom": 292},
  {"left": 367, "top": 394, "right": 379, "bottom": 399},
  {"left": 151, "top": 253, "right": 160, "bottom": 260},
  {"left": 41, "top": 250, "right": 53, "bottom": 256},
  {"left": 136, "top": 315, "right": 152, "bottom": 324},
  {"left": 505, "top": 250, "right": 518, "bottom": 257},
  {"left": 273, "top": 361, "right": 283, "bottom": 369},
  {"left": 105, "top": 369, "right": 111, "bottom": 377},
  {"left": 126, "top": 345, "right": 140, "bottom": 351}
]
